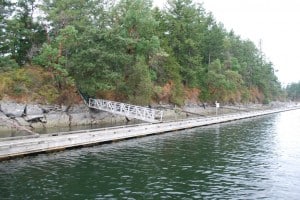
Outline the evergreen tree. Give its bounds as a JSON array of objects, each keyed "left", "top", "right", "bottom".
[
  {"left": 163, "top": 0, "right": 205, "bottom": 87},
  {"left": 4, "top": 0, "right": 46, "bottom": 65},
  {"left": 107, "top": 0, "right": 161, "bottom": 103},
  {"left": 286, "top": 82, "right": 300, "bottom": 101},
  {"left": 1, "top": 0, "right": 284, "bottom": 104}
]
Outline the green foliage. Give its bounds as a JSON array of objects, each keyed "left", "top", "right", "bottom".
[
  {"left": 0, "top": 0, "right": 284, "bottom": 105},
  {"left": 37, "top": 85, "right": 60, "bottom": 104},
  {"left": 148, "top": 48, "right": 185, "bottom": 105},
  {"left": 33, "top": 25, "right": 78, "bottom": 90},
  {"left": 0, "top": 68, "right": 41, "bottom": 99},
  {"left": 162, "top": 0, "right": 204, "bottom": 87},
  {"left": 0, "top": 0, "right": 13, "bottom": 55},
  {"left": 202, "top": 15, "right": 226, "bottom": 65},
  {"left": 127, "top": 56, "right": 153, "bottom": 105},
  {"left": 286, "top": 82, "right": 300, "bottom": 101},
  {"left": 33, "top": 26, "right": 77, "bottom": 76},
  {"left": 1, "top": 0, "right": 47, "bottom": 65},
  {"left": 0, "top": 66, "right": 76, "bottom": 104},
  {"left": 33, "top": 44, "right": 60, "bottom": 69},
  {"left": 0, "top": 57, "right": 19, "bottom": 72},
  {"left": 40, "top": 0, "right": 100, "bottom": 33}
]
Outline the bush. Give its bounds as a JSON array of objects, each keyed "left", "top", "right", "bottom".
[
  {"left": 0, "top": 65, "right": 79, "bottom": 104},
  {"left": 0, "top": 57, "right": 19, "bottom": 72}
]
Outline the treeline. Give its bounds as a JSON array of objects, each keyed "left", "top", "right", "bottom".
[
  {"left": 1, "top": 0, "right": 283, "bottom": 105},
  {"left": 286, "top": 82, "right": 300, "bottom": 101}
]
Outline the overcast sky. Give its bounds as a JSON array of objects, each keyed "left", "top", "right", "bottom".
[{"left": 153, "top": 0, "right": 300, "bottom": 86}]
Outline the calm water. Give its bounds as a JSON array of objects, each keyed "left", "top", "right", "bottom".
[{"left": 1, "top": 110, "right": 300, "bottom": 199}]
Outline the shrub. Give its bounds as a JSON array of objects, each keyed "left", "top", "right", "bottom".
[{"left": 0, "top": 65, "right": 79, "bottom": 104}]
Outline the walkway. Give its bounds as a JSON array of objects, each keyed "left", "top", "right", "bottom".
[
  {"left": 1, "top": 105, "right": 299, "bottom": 160},
  {"left": 88, "top": 98, "right": 163, "bottom": 123}
]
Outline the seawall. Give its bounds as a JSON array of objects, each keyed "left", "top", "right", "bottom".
[{"left": 1, "top": 105, "right": 299, "bottom": 160}]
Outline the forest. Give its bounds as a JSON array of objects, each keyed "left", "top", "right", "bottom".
[
  {"left": 0, "top": 0, "right": 285, "bottom": 106},
  {"left": 286, "top": 82, "right": 300, "bottom": 101}
]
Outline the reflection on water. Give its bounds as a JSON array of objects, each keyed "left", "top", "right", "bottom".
[
  {"left": 1, "top": 110, "right": 300, "bottom": 199},
  {"left": 34, "top": 120, "right": 140, "bottom": 134},
  {"left": 0, "top": 120, "right": 142, "bottom": 138}
]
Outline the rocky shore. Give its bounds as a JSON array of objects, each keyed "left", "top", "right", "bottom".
[
  {"left": 0, "top": 100, "right": 294, "bottom": 138},
  {"left": 0, "top": 101, "right": 187, "bottom": 136},
  {"left": 0, "top": 101, "right": 129, "bottom": 135}
]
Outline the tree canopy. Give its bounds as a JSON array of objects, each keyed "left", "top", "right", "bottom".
[
  {"left": 0, "top": 0, "right": 284, "bottom": 105},
  {"left": 286, "top": 82, "right": 300, "bottom": 101}
]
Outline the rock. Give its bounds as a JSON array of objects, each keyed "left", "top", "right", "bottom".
[
  {"left": 24, "top": 115, "right": 46, "bottom": 123},
  {"left": 25, "top": 104, "right": 44, "bottom": 116},
  {"left": 29, "top": 122, "right": 45, "bottom": 129},
  {"left": 61, "top": 105, "right": 69, "bottom": 112},
  {"left": 0, "top": 102, "right": 26, "bottom": 117},
  {"left": 90, "top": 110, "right": 110, "bottom": 120},
  {"left": 39, "top": 105, "right": 61, "bottom": 113},
  {"left": 69, "top": 113, "right": 91, "bottom": 126},
  {"left": 90, "top": 112, "right": 127, "bottom": 125},
  {"left": 0, "top": 112, "right": 9, "bottom": 126},
  {"left": 6, "top": 113, "right": 16, "bottom": 119},
  {"left": 0, "top": 112, "right": 6, "bottom": 118},
  {"left": 44, "top": 113, "right": 70, "bottom": 127},
  {"left": 68, "top": 104, "right": 89, "bottom": 113},
  {"left": 14, "top": 117, "right": 30, "bottom": 127}
]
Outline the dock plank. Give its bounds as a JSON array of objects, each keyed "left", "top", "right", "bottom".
[{"left": 0, "top": 106, "right": 299, "bottom": 160}]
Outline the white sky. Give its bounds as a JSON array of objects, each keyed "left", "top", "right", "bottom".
[{"left": 153, "top": 0, "right": 300, "bottom": 86}]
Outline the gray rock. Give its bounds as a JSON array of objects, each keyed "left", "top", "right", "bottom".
[
  {"left": 25, "top": 104, "right": 44, "bottom": 116},
  {"left": 24, "top": 115, "right": 45, "bottom": 123},
  {"left": 0, "top": 112, "right": 9, "bottom": 126},
  {"left": 90, "top": 110, "right": 110, "bottom": 120},
  {"left": 15, "top": 117, "right": 30, "bottom": 127},
  {"left": 0, "top": 102, "right": 25, "bottom": 117},
  {"left": 69, "top": 113, "right": 91, "bottom": 126},
  {"left": 90, "top": 113, "right": 127, "bottom": 125},
  {"left": 39, "top": 105, "right": 61, "bottom": 113},
  {"left": 68, "top": 104, "right": 89, "bottom": 113},
  {"left": 45, "top": 113, "right": 70, "bottom": 127},
  {"left": 29, "top": 122, "right": 45, "bottom": 129}
]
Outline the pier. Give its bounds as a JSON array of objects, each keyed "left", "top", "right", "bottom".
[{"left": 0, "top": 105, "right": 299, "bottom": 160}]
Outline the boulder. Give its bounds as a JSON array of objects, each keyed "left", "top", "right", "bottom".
[
  {"left": 69, "top": 113, "right": 91, "bottom": 126},
  {"left": 39, "top": 105, "right": 61, "bottom": 113},
  {"left": 0, "top": 112, "right": 9, "bottom": 126},
  {"left": 68, "top": 104, "right": 89, "bottom": 113},
  {"left": 0, "top": 102, "right": 25, "bottom": 117},
  {"left": 90, "top": 112, "right": 127, "bottom": 125},
  {"left": 25, "top": 104, "right": 44, "bottom": 116},
  {"left": 44, "top": 113, "right": 70, "bottom": 127},
  {"left": 29, "top": 122, "right": 45, "bottom": 129},
  {"left": 14, "top": 117, "right": 30, "bottom": 127},
  {"left": 24, "top": 115, "right": 46, "bottom": 123}
]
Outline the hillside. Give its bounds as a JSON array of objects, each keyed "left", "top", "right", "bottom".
[
  {"left": 0, "top": 65, "right": 277, "bottom": 106},
  {"left": 0, "top": 0, "right": 284, "bottom": 105},
  {"left": 0, "top": 66, "right": 81, "bottom": 105}
]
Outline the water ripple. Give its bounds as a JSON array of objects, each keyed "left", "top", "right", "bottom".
[{"left": 1, "top": 111, "right": 300, "bottom": 199}]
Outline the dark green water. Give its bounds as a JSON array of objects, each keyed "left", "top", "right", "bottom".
[{"left": 1, "top": 110, "right": 300, "bottom": 199}]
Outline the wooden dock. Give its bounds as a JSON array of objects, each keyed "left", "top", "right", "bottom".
[{"left": 0, "top": 106, "right": 299, "bottom": 160}]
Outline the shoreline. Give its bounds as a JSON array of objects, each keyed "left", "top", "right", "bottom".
[
  {"left": 1, "top": 100, "right": 293, "bottom": 136},
  {"left": 1, "top": 104, "right": 299, "bottom": 160}
]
